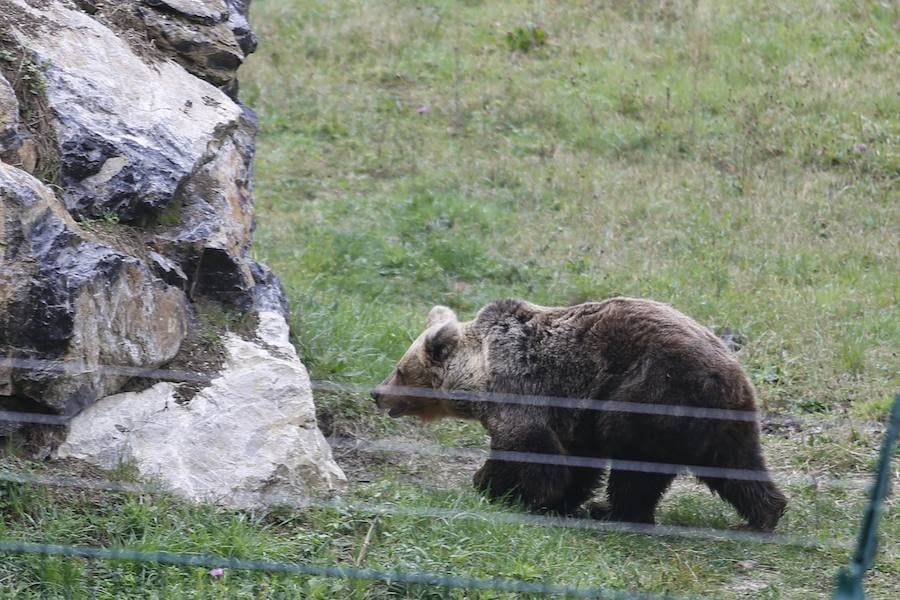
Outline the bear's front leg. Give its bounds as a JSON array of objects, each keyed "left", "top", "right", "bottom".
[
  {"left": 474, "top": 455, "right": 574, "bottom": 513},
  {"left": 473, "top": 425, "right": 600, "bottom": 514}
]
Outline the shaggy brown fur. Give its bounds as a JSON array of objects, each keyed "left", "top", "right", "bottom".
[{"left": 373, "top": 297, "right": 788, "bottom": 531}]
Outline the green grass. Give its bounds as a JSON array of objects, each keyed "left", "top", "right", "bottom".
[
  {"left": 246, "top": 0, "right": 897, "bottom": 414},
  {"left": 0, "top": 454, "right": 896, "bottom": 599},
  {"left": 2, "top": 0, "right": 899, "bottom": 597}
]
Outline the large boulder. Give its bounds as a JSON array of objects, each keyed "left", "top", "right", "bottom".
[{"left": 57, "top": 312, "right": 346, "bottom": 507}]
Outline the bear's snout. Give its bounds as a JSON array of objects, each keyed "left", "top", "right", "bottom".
[
  {"left": 370, "top": 387, "right": 385, "bottom": 406},
  {"left": 371, "top": 384, "right": 396, "bottom": 408},
  {"left": 371, "top": 384, "right": 414, "bottom": 417}
]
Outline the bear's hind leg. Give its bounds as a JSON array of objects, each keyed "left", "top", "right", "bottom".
[
  {"left": 604, "top": 470, "right": 675, "bottom": 524},
  {"left": 697, "top": 472, "right": 787, "bottom": 532},
  {"left": 695, "top": 439, "right": 788, "bottom": 531},
  {"left": 558, "top": 466, "right": 605, "bottom": 514}
]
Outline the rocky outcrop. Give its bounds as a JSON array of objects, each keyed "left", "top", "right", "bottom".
[
  {"left": 0, "top": 0, "right": 344, "bottom": 501},
  {"left": 58, "top": 312, "right": 345, "bottom": 506}
]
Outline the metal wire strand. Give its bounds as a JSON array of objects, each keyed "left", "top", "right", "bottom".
[
  {"left": 0, "top": 539, "right": 687, "bottom": 599},
  {"left": 326, "top": 436, "right": 871, "bottom": 490},
  {"left": 0, "top": 358, "right": 881, "bottom": 431}
]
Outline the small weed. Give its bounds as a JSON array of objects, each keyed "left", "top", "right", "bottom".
[
  {"left": 0, "top": 47, "right": 46, "bottom": 97},
  {"left": 0, "top": 478, "right": 44, "bottom": 521},
  {"left": 77, "top": 213, "right": 119, "bottom": 235},
  {"left": 850, "top": 395, "right": 895, "bottom": 422},
  {"left": 504, "top": 24, "right": 548, "bottom": 53},
  {"left": 107, "top": 461, "right": 141, "bottom": 483},
  {"left": 616, "top": 83, "right": 643, "bottom": 120},
  {"left": 837, "top": 337, "right": 866, "bottom": 376},
  {"left": 192, "top": 303, "right": 230, "bottom": 354},
  {"left": 100, "top": 208, "right": 119, "bottom": 225},
  {"left": 194, "top": 299, "right": 257, "bottom": 339},
  {"left": 154, "top": 195, "right": 184, "bottom": 228}
]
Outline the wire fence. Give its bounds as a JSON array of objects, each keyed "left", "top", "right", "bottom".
[
  {"left": 1, "top": 357, "right": 882, "bottom": 428},
  {"left": 0, "top": 357, "right": 896, "bottom": 597}
]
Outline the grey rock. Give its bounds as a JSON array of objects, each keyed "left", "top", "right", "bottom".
[
  {"left": 226, "top": 0, "right": 258, "bottom": 57},
  {"left": 182, "top": 247, "right": 254, "bottom": 308},
  {"left": 5, "top": 0, "right": 243, "bottom": 222},
  {"left": 57, "top": 311, "right": 346, "bottom": 508},
  {"left": 138, "top": 7, "right": 244, "bottom": 93},
  {"left": 250, "top": 261, "right": 289, "bottom": 320},
  {"left": 148, "top": 251, "right": 188, "bottom": 290},
  {"left": 138, "top": 0, "right": 257, "bottom": 98},
  {"left": 71, "top": 0, "right": 99, "bottom": 14},
  {"left": 0, "top": 162, "right": 188, "bottom": 416},
  {"left": 152, "top": 106, "right": 257, "bottom": 307}
]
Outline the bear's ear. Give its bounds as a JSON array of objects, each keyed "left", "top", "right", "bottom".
[
  {"left": 424, "top": 321, "right": 460, "bottom": 364},
  {"left": 426, "top": 305, "right": 457, "bottom": 328}
]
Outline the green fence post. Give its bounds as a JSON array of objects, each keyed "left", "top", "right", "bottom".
[{"left": 832, "top": 394, "right": 899, "bottom": 600}]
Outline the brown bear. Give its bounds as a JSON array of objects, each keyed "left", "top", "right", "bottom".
[{"left": 372, "top": 297, "right": 788, "bottom": 531}]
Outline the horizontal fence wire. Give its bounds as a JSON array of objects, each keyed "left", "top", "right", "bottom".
[
  {"left": 327, "top": 436, "right": 870, "bottom": 489},
  {"left": 0, "top": 410, "right": 71, "bottom": 425},
  {"left": 0, "top": 465, "right": 854, "bottom": 550},
  {"left": 0, "top": 357, "right": 882, "bottom": 429},
  {"left": 0, "top": 358, "right": 214, "bottom": 384},
  {"left": 0, "top": 540, "right": 683, "bottom": 600},
  {"left": 318, "top": 381, "right": 877, "bottom": 430},
  {"left": 0, "top": 414, "right": 873, "bottom": 490}
]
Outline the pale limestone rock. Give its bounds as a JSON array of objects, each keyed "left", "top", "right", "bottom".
[{"left": 57, "top": 312, "right": 346, "bottom": 507}]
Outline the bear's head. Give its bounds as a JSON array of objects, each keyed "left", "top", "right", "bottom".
[{"left": 372, "top": 305, "right": 484, "bottom": 422}]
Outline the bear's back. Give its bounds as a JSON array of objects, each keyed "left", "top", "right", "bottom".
[
  {"left": 476, "top": 297, "right": 752, "bottom": 411},
  {"left": 478, "top": 296, "right": 727, "bottom": 363},
  {"left": 586, "top": 296, "right": 727, "bottom": 359}
]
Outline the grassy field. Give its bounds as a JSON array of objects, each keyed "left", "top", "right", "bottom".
[{"left": 2, "top": 0, "right": 899, "bottom": 597}]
